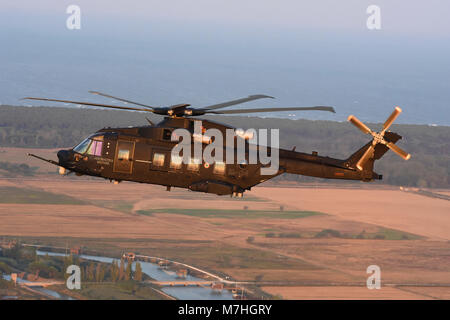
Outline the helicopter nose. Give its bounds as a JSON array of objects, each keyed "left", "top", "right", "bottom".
[{"left": 57, "top": 150, "right": 71, "bottom": 164}]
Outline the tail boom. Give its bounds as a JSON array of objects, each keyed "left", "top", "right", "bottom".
[
  {"left": 280, "top": 131, "right": 402, "bottom": 182},
  {"left": 281, "top": 150, "right": 380, "bottom": 182}
]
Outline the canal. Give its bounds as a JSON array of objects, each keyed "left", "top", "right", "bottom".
[{"left": 36, "top": 250, "right": 234, "bottom": 300}]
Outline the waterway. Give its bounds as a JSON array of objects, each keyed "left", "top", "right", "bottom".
[
  {"left": 36, "top": 250, "right": 234, "bottom": 300},
  {"left": 2, "top": 274, "right": 73, "bottom": 300}
]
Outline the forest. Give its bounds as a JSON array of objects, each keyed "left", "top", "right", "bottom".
[{"left": 0, "top": 105, "right": 448, "bottom": 188}]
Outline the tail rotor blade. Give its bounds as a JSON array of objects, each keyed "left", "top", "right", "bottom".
[
  {"left": 356, "top": 145, "right": 375, "bottom": 171},
  {"left": 383, "top": 106, "right": 402, "bottom": 132},
  {"left": 386, "top": 142, "right": 411, "bottom": 160},
  {"left": 347, "top": 115, "right": 372, "bottom": 134}
]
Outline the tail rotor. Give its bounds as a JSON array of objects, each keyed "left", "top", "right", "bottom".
[{"left": 347, "top": 107, "right": 411, "bottom": 171}]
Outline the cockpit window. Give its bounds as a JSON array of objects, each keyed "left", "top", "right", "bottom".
[
  {"left": 73, "top": 135, "right": 104, "bottom": 155},
  {"left": 73, "top": 139, "right": 91, "bottom": 154}
]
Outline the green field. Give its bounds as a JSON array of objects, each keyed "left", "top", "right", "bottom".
[
  {"left": 67, "top": 283, "right": 168, "bottom": 300},
  {"left": 261, "top": 227, "right": 424, "bottom": 240},
  {"left": 136, "top": 208, "right": 322, "bottom": 219},
  {"left": 368, "top": 227, "right": 424, "bottom": 240},
  {"left": 0, "top": 186, "right": 85, "bottom": 205}
]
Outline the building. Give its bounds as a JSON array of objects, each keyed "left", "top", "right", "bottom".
[
  {"left": 176, "top": 269, "right": 188, "bottom": 278},
  {"left": 0, "top": 240, "right": 17, "bottom": 250},
  {"left": 122, "top": 252, "right": 136, "bottom": 261},
  {"left": 211, "top": 282, "right": 224, "bottom": 290},
  {"left": 70, "top": 246, "right": 82, "bottom": 255}
]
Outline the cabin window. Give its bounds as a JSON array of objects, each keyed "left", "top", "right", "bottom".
[
  {"left": 118, "top": 149, "right": 130, "bottom": 161},
  {"left": 213, "top": 161, "right": 226, "bottom": 175},
  {"left": 187, "top": 157, "right": 200, "bottom": 171},
  {"left": 87, "top": 140, "right": 103, "bottom": 156},
  {"left": 153, "top": 153, "right": 165, "bottom": 167},
  {"left": 170, "top": 154, "right": 183, "bottom": 169}
]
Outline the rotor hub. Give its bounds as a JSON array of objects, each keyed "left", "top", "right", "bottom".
[{"left": 371, "top": 131, "right": 386, "bottom": 145}]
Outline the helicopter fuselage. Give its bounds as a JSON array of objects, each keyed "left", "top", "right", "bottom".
[{"left": 54, "top": 117, "right": 387, "bottom": 196}]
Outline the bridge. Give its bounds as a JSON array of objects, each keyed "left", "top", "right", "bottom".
[
  {"left": 21, "top": 281, "right": 64, "bottom": 288},
  {"left": 146, "top": 280, "right": 214, "bottom": 288},
  {"left": 136, "top": 254, "right": 237, "bottom": 285}
]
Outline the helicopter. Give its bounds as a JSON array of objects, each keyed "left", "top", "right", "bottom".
[{"left": 23, "top": 92, "right": 410, "bottom": 197}]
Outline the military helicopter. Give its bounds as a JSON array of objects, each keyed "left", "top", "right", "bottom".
[{"left": 23, "top": 92, "right": 410, "bottom": 196}]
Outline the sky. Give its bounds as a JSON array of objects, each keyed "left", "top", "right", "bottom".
[
  {"left": 0, "top": 1, "right": 449, "bottom": 125},
  {"left": 2, "top": 0, "right": 450, "bottom": 36}
]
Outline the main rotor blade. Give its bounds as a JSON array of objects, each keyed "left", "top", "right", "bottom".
[
  {"left": 347, "top": 115, "right": 372, "bottom": 134},
  {"left": 356, "top": 145, "right": 375, "bottom": 171},
  {"left": 201, "top": 95, "right": 274, "bottom": 111},
  {"left": 386, "top": 142, "right": 411, "bottom": 160},
  {"left": 89, "top": 91, "right": 155, "bottom": 109},
  {"left": 209, "top": 106, "right": 336, "bottom": 114},
  {"left": 382, "top": 106, "right": 402, "bottom": 132},
  {"left": 22, "top": 97, "right": 153, "bottom": 112}
]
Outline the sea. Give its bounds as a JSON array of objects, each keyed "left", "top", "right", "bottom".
[{"left": 0, "top": 15, "right": 449, "bottom": 126}]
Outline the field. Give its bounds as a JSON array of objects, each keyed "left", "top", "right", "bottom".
[
  {"left": 0, "top": 147, "right": 60, "bottom": 174},
  {"left": 0, "top": 173, "right": 449, "bottom": 299}
]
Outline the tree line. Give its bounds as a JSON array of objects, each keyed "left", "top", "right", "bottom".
[{"left": 0, "top": 242, "right": 143, "bottom": 283}]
